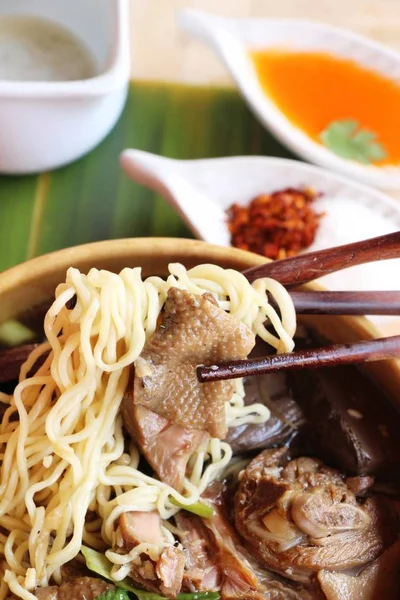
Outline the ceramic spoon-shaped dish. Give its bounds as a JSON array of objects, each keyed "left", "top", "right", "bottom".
[
  {"left": 178, "top": 9, "right": 400, "bottom": 190},
  {"left": 120, "top": 149, "right": 400, "bottom": 310}
]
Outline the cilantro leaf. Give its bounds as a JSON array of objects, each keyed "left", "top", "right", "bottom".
[
  {"left": 96, "top": 590, "right": 130, "bottom": 600},
  {"left": 81, "top": 546, "right": 219, "bottom": 600},
  {"left": 320, "top": 119, "right": 387, "bottom": 164}
]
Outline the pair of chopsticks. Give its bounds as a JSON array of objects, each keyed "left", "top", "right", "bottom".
[
  {"left": 198, "top": 232, "right": 400, "bottom": 383},
  {"left": 1, "top": 233, "right": 399, "bottom": 387}
]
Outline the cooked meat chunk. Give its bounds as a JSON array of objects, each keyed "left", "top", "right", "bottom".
[
  {"left": 123, "top": 287, "right": 255, "bottom": 439},
  {"left": 116, "top": 509, "right": 185, "bottom": 598},
  {"left": 0, "top": 343, "right": 40, "bottom": 384},
  {"left": 201, "top": 484, "right": 264, "bottom": 599},
  {"left": 235, "top": 449, "right": 398, "bottom": 582},
  {"left": 175, "top": 511, "right": 221, "bottom": 592},
  {"left": 34, "top": 590, "right": 58, "bottom": 600},
  {"left": 226, "top": 372, "right": 304, "bottom": 453},
  {"left": 124, "top": 545, "right": 185, "bottom": 599},
  {"left": 0, "top": 401, "right": 8, "bottom": 420},
  {"left": 125, "top": 405, "right": 209, "bottom": 491},
  {"left": 156, "top": 546, "right": 186, "bottom": 598},
  {"left": 35, "top": 577, "right": 114, "bottom": 600},
  {"left": 318, "top": 540, "right": 400, "bottom": 599},
  {"left": 119, "top": 510, "right": 164, "bottom": 549},
  {"left": 59, "top": 559, "right": 91, "bottom": 582},
  {"left": 176, "top": 484, "right": 318, "bottom": 599},
  {"left": 288, "top": 363, "right": 400, "bottom": 479},
  {"left": 345, "top": 475, "right": 374, "bottom": 495}
]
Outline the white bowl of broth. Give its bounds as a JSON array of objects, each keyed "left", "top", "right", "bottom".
[
  {"left": 0, "top": 238, "right": 400, "bottom": 599},
  {"left": 0, "top": 0, "right": 130, "bottom": 173}
]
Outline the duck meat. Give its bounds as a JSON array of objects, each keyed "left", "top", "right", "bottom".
[
  {"left": 124, "top": 404, "right": 209, "bottom": 491},
  {"left": 288, "top": 356, "right": 400, "bottom": 481},
  {"left": 175, "top": 511, "right": 221, "bottom": 593},
  {"left": 117, "top": 510, "right": 185, "bottom": 598},
  {"left": 235, "top": 448, "right": 398, "bottom": 582},
  {"left": 0, "top": 343, "right": 43, "bottom": 384},
  {"left": 318, "top": 539, "right": 400, "bottom": 599},
  {"left": 226, "top": 372, "right": 304, "bottom": 453},
  {"left": 34, "top": 577, "right": 114, "bottom": 600},
  {"left": 119, "top": 510, "right": 164, "bottom": 549},
  {"left": 122, "top": 287, "right": 255, "bottom": 441},
  {"left": 176, "top": 484, "right": 319, "bottom": 599},
  {"left": 121, "top": 287, "right": 255, "bottom": 489}
]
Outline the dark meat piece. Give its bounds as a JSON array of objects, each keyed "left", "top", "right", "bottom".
[
  {"left": 175, "top": 511, "right": 221, "bottom": 592},
  {"left": 125, "top": 404, "right": 208, "bottom": 491},
  {"left": 235, "top": 449, "right": 398, "bottom": 582},
  {"left": 117, "top": 510, "right": 185, "bottom": 598},
  {"left": 59, "top": 558, "right": 91, "bottom": 582},
  {"left": 123, "top": 545, "right": 184, "bottom": 598},
  {"left": 226, "top": 372, "right": 304, "bottom": 453},
  {"left": 346, "top": 476, "right": 375, "bottom": 495},
  {"left": 123, "top": 287, "right": 255, "bottom": 440},
  {"left": 288, "top": 362, "right": 400, "bottom": 480},
  {"left": 0, "top": 401, "right": 7, "bottom": 421},
  {"left": 34, "top": 591, "right": 58, "bottom": 600},
  {"left": 156, "top": 547, "right": 186, "bottom": 598},
  {"left": 201, "top": 484, "right": 265, "bottom": 599},
  {"left": 318, "top": 539, "right": 400, "bottom": 599},
  {"left": 0, "top": 344, "right": 40, "bottom": 384},
  {"left": 176, "top": 484, "right": 318, "bottom": 599},
  {"left": 35, "top": 577, "right": 114, "bottom": 600}
]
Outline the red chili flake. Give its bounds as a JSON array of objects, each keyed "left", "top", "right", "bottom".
[{"left": 227, "top": 187, "right": 324, "bottom": 260}]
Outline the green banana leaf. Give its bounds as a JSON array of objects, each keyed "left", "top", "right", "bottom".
[{"left": 0, "top": 81, "right": 293, "bottom": 272}]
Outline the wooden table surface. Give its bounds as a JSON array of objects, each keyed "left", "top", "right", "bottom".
[{"left": 129, "top": 0, "right": 400, "bottom": 83}]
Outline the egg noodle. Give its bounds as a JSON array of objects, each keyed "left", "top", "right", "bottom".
[{"left": 0, "top": 263, "right": 296, "bottom": 600}]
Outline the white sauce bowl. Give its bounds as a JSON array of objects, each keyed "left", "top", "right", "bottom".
[
  {"left": 0, "top": 0, "right": 130, "bottom": 173},
  {"left": 178, "top": 9, "right": 400, "bottom": 190}
]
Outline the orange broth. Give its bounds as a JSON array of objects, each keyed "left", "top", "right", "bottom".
[{"left": 251, "top": 49, "right": 400, "bottom": 165}]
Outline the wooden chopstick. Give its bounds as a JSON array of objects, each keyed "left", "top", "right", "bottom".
[
  {"left": 282, "top": 290, "right": 400, "bottom": 315},
  {"left": 242, "top": 231, "right": 400, "bottom": 287},
  {"left": 197, "top": 335, "right": 400, "bottom": 383}
]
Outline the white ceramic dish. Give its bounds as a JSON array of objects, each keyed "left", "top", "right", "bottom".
[
  {"left": 121, "top": 149, "right": 400, "bottom": 331},
  {"left": 0, "top": 0, "right": 130, "bottom": 174},
  {"left": 178, "top": 8, "right": 400, "bottom": 191}
]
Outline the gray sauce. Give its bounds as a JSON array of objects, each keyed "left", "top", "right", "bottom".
[{"left": 0, "top": 15, "right": 96, "bottom": 81}]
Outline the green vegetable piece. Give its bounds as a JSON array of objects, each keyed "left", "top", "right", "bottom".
[
  {"left": 169, "top": 497, "right": 214, "bottom": 519},
  {"left": 133, "top": 592, "right": 220, "bottom": 600},
  {"left": 129, "top": 592, "right": 165, "bottom": 600},
  {"left": 81, "top": 546, "right": 220, "bottom": 600},
  {"left": 95, "top": 590, "right": 131, "bottom": 600},
  {"left": 320, "top": 119, "right": 387, "bottom": 164},
  {"left": 0, "top": 319, "right": 35, "bottom": 346},
  {"left": 81, "top": 546, "right": 137, "bottom": 593}
]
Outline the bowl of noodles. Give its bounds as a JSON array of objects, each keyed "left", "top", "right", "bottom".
[{"left": 0, "top": 237, "right": 400, "bottom": 600}]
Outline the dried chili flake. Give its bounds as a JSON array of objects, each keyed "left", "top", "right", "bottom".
[{"left": 227, "top": 187, "right": 324, "bottom": 260}]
